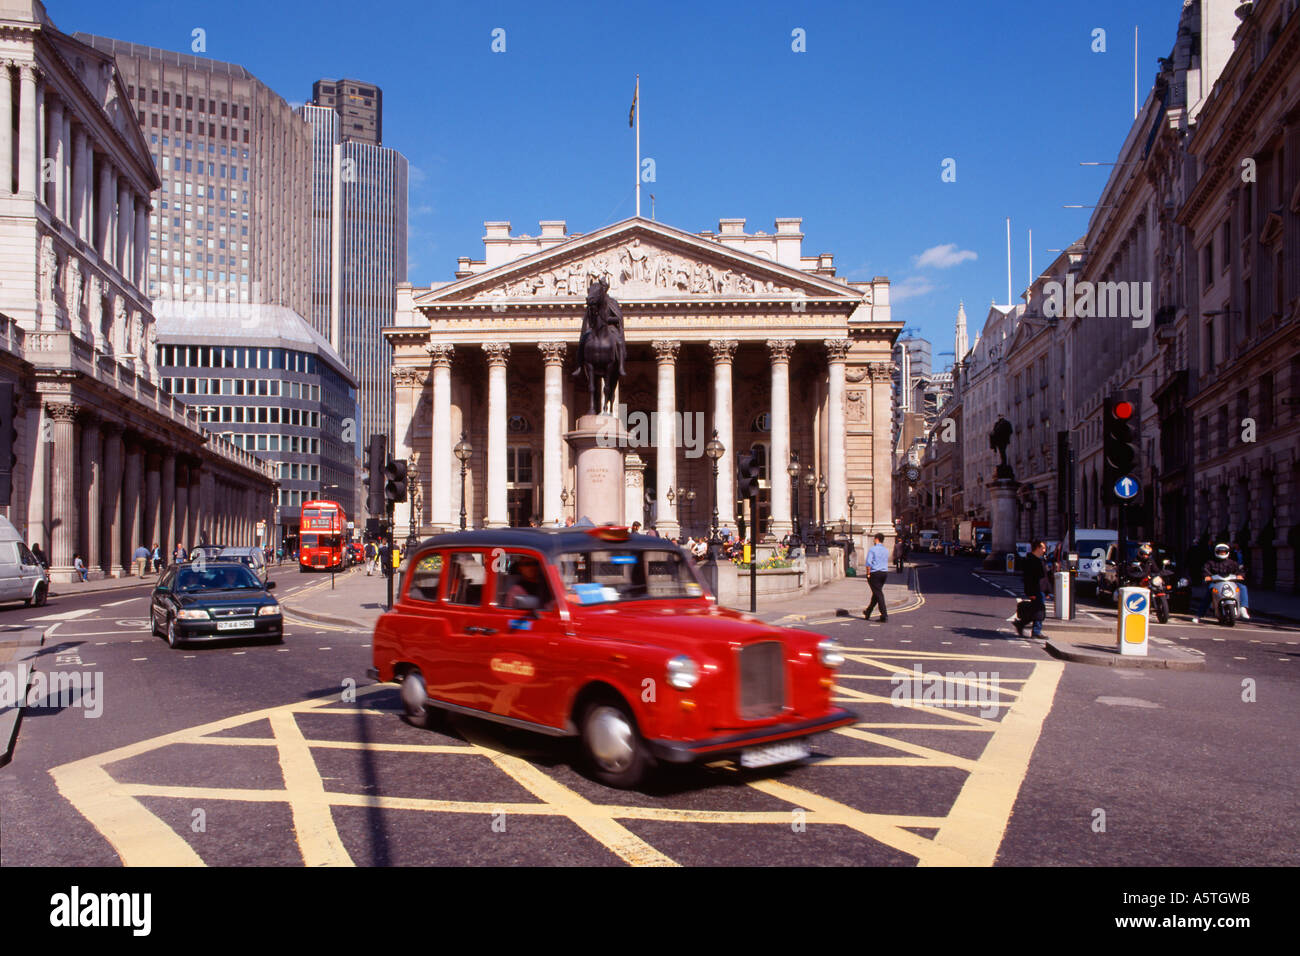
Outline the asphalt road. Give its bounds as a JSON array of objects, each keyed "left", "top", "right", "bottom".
[{"left": 0, "top": 556, "right": 1295, "bottom": 866}]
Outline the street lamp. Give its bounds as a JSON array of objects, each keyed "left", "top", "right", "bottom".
[
  {"left": 846, "top": 491, "right": 856, "bottom": 574},
  {"left": 817, "top": 474, "right": 827, "bottom": 554},
  {"left": 405, "top": 453, "right": 420, "bottom": 551},
  {"left": 705, "top": 429, "right": 724, "bottom": 557},
  {"left": 787, "top": 454, "right": 801, "bottom": 544},
  {"left": 454, "top": 432, "right": 472, "bottom": 530}
]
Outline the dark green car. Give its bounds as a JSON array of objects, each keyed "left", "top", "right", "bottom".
[{"left": 150, "top": 562, "right": 283, "bottom": 648}]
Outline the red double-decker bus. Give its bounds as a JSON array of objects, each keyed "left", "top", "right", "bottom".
[{"left": 299, "top": 500, "right": 346, "bottom": 572}]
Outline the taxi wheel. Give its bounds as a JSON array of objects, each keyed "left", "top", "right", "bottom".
[
  {"left": 580, "top": 699, "right": 653, "bottom": 789},
  {"left": 400, "top": 669, "right": 434, "bottom": 729}
]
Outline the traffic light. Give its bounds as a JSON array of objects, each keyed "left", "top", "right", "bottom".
[
  {"left": 366, "top": 434, "right": 386, "bottom": 517},
  {"left": 1102, "top": 391, "right": 1141, "bottom": 506},
  {"left": 736, "top": 450, "right": 760, "bottom": 498},
  {"left": 384, "top": 457, "right": 408, "bottom": 505},
  {"left": 0, "top": 384, "right": 16, "bottom": 503}
]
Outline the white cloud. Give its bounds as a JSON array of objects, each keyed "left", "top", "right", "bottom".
[
  {"left": 914, "top": 243, "right": 977, "bottom": 269},
  {"left": 890, "top": 276, "right": 936, "bottom": 301}
]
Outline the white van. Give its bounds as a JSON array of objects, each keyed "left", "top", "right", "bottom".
[
  {"left": 1072, "top": 529, "right": 1118, "bottom": 594},
  {"left": 0, "top": 516, "right": 49, "bottom": 607},
  {"left": 918, "top": 530, "right": 940, "bottom": 552}
]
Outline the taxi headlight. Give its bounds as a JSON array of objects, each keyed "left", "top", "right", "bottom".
[
  {"left": 177, "top": 609, "right": 210, "bottom": 621},
  {"left": 666, "top": 655, "right": 699, "bottom": 690},
  {"left": 258, "top": 604, "right": 281, "bottom": 617},
  {"left": 818, "top": 638, "right": 845, "bottom": 668}
]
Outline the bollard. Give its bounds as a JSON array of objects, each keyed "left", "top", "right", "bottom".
[
  {"left": 1054, "top": 571, "right": 1072, "bottom": 620},
  {"left": 1116, "top": 586, "right": 1150, "bottom": 656},
  {"left": 1005, "top": 552, "right": 1016, "bottom": 573}
]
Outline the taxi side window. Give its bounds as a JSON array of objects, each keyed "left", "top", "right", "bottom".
[
  {"left": 407, "top": 552, "right": 443, "bottom": 603},
  {"left": 444, "top": 552, "right": 486, "bottom": 606},
  {"left": 493, "top": 553, "right": 554, "bottom": 610}
]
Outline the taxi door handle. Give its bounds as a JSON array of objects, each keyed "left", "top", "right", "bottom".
[{"left": 465, "top": 625, "right": 497, "bottom": 635}]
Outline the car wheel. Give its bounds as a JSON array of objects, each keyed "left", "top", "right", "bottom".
[
  {"left": 580, "top": 698, "right": 654, "bottom": 790},
  {"left": 166, "top": 617, "right": 182, "bottom": 648},
  {"left": 31, "top": 583, "right": 48, "bottom": 608},
  {"left": 150, "top": 610, "right": 162, "bottom": 636},
  {"left": 400, "top": 669, "right": 434, "bottom": 728}
]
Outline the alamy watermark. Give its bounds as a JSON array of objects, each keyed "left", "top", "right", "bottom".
[
  {"left": 0, "top": 665, "right": 103, "bottom": 718},
  {"left": 1041, "top": 276, "right": 1153, "bottom": 328},
  {"left": 596, "top": 404, "right": 705, "bottom": 458},
  {"left": 889, "top": 664, "right": 1001, "bottom": 719}
]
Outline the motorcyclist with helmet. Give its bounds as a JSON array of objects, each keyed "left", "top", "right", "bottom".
[
  {"left": 1192, "top": 543, "right": 1247, "bottom": 623},
  {"left": 1121, "top": 542, "right": 1162, "bottom": 586}
]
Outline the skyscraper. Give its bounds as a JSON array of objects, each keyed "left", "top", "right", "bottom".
[
  {"left": 299, "top": 98, "right": 408, "bottom": 477},
  {"left": 311, "top": 78, "right": 382, "bottom": 146}
]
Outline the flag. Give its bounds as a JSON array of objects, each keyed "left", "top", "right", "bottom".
[{"left": 629, "top": 80, "right": 637, "bottom": 128}]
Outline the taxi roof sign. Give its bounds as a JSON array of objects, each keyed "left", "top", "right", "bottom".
[{"left": 587, "top": 525, "right": 631, "bottom": 542}]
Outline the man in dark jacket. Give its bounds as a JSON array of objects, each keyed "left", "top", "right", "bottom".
[
  {"left": 1193, "top": 543, "right": 1245, "bottom": 623},
  {"left": 1016, "top": 540, "right": 1049, "bottom": 638}
]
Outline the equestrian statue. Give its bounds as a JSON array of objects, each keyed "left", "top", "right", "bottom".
[{"left": 572, "top": 277, "right": 627, "bottom": 416}]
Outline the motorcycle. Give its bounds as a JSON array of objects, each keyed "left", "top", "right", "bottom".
[
  {"left": 1147, "top": 573, "right": 1171, "bottom": 624},
  {"left": 1208, "top": 574, "right": 1242, "bottom": 627}
]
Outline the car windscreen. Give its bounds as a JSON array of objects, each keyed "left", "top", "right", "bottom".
[
  {"left": 175, "top": 565, "right": 263, "bottom": 592},
  {"left": 557, "top": 549, "right": 704, "bottom": 604},
  {"left": 1077, "top": 539, "right": 1112, "bottom": 561}
]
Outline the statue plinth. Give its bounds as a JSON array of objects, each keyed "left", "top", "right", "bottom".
[
  {"left": 566, "top": 414, "right": 627, "bottom": 526},
  {"left": 984, "top": 477, "right": 1021, "bottom": 570}
]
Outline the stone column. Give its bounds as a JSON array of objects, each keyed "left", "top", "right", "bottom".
[
  {"left": 96, "top": 159, "right": 113, "bottom": 255},
  {"left": 174, "top": 461, "right": 189, "bottom": 552},
  {"left": 17, "top": 63, "right": 39, "bottom": 196},
  {"left": 652, "top": 340, "right": 681, "bottom": 539},
  {"left": 189, "top": 465, "right": 203, "bottom": 546},
  {"left": 159, "top": 451, "right": 176, "bottom": 557},
  {"left": 869, "top": 361, "right": 895, "bottom": 536},
  {"left": 709, "top": 339, "right": 737, "bottom": 533},
  {"left": 45, "top": 95, "right": 62, "bottom": 213},
  {"left": 134, "top": 201, "right": 149, "bottom": 287},
  {"left": 198, "top": 468, "right": 214, "bottom": 545},
  {"left": 426, "top": 343, "right": 454, "bottom": 531},
  {"left": 768, "top": 340, "right": 795, "bottom": 539},
  {"left": 0, "top": 61, "right": 12, "bottom": 193},
  {"left": 46, "top": 402, "right": 80, "bottom": 576},
  {"left": 80, "top": 412, "right": 102, "bottom": 574},
  {"left": 539, "top": 341, "right": 566, "bottom": 525},
  {"left": 101, "top": 423, "right": 123, "bottom": 575},
  {"left": 483, "top": 343, "right": 510, "bottom": 528},
  {"left": 624, "top": 452, "right": 646, "bottom": 530},
  {"left": 71, "top": 125, "right": 87, "bottom": 238},
  {"left": 116, "top": 182, "right": 132, "bottom": 277},
  {"left": 143, "top": 447, "right": 161, "bottom": 553},
  {"left": 391, "top": 366, "right": 423, "bottom": 534},
  {"left": 825, "top": 339, "right": 850, "bottom": 523}
]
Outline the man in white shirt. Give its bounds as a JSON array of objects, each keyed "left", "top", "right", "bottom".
[{"left": 863, "top": 533, "right": 890, "bottom": 622}]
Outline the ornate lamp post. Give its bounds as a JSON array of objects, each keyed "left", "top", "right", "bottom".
[
  {"left": 847, "top": 491, "right": 857, "bottom": 572},
  {"left": 705, "top": 429, "right": 724, "bottom": 554},
  {"left": 803, "top": 469, "right": 817, "bottom": 551},
  {"left": 405, "top": 453, "right": 422, "bottom": 551},
  {"left": 560, "top": 486, "right": 572, "bottom": 521},
  {"left": 454, "top": 432, "right": 472, "bottom": 530},
  {"left": 817, "top": 474, "right": 828, "bottom": 555},
  {"left": 787, "top": 454, "right": 801, "bottom": 544}
]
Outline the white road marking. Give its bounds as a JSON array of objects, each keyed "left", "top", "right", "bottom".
[
  {"left": 129, "top": 639, "right": 143, "bottom": 643},
  {"left": 232, "top": 652, "right": 246, "bottom": 656},
  {"left": 1233, "top": 656, "right": 1247, "bottom": 660},
  {"left": 941, "top": 641, "right": 953, "bottom": 645},
  {"left": 131, "top": 657, "right": 147, "bottom": 662},
  {"left": 29, "top": 608, "right": 96, "bottom": 621},
  {"left": 276, "top": 648, "right": 290, "bottom": 653},
  {"left": 103, "top": 598, "right": 138, "bottom": 608}
]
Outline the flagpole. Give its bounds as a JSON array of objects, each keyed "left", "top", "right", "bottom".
[{"left": 635, "top": 75, "right": 641, "bottom": 218}]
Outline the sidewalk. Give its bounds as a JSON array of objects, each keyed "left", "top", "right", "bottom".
[{"left": 278, "top": 565, "right": 917, "bottom": 630}]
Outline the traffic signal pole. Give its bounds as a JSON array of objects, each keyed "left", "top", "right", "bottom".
[{"left": 749, "top": 493, "right": 757, "bottom": 613}]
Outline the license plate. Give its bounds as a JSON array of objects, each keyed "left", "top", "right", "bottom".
[
  {"left": 739, "top": 739, "right": 811, "bottom": 769},
  {"left": 216, "top": 620, "right": 255, "bottom": 631}
]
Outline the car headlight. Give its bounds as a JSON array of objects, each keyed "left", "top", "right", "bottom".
[
  {"left": 177, "top": 609, "right": 210, "bottom": 620},
  {"left": 818, "top": 638, "right": 845, "bottom": 668},
  {"left": 666, "top": 655, "right": 699, "bottom": 690},
  {"left": 1177, "top": 578, "right": 1189, "bottom": 588},
  {"left": 258, "top": 605, "right": 281, "bottom": 617}
]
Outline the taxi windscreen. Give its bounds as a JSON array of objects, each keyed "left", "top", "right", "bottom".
[{"left": 557, "top": 549, "right": 704, "bottom": 604}]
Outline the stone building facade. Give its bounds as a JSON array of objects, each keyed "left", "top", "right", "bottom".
[
  {"left": 385, "top": 216, "right": 900, "bottom": 553},
  {"left": 0, "top": 1, "right": 276, "bottom": 582}
]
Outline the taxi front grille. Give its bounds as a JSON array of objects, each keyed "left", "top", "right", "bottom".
[{"left": 737, "top": 641, "right": 785, "bottom": 720}]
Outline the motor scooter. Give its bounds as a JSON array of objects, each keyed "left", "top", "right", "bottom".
[{"left": 1208, "top": 573, "right": 1242, "bottom": 627}]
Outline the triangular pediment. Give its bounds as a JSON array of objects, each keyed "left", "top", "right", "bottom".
[{"left": 414, "top": 218, "right": 868, "bottom": 307}]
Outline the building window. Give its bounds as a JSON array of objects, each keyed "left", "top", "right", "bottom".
[{"left": 1202, "top": 241, "right": 1213, "bottom": 290}]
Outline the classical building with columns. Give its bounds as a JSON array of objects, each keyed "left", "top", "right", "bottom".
[
  {"left": 0, "top": 0, "right": 276, "bottom": 582},
  {"left": 386, "top": 216, "right": 900, "bottom": 552}
]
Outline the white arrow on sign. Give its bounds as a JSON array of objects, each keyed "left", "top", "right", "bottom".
[{"left": 1114, "top": 476, "right": 1140, "bottom": 500}]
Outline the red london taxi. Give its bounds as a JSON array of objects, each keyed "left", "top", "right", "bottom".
[{"left": 369, "top": 526, "right": 856, "bottom": 788}]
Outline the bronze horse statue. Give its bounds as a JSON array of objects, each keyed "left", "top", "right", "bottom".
[{"left": 573, "top": 278, "right": 627, "bottom": 416}]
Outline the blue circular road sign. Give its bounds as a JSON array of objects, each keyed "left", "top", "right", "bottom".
[
  {"left": 1124, "top": 591, "right": 1148, "bottom": 614},
  {"left": 1113, "top": 476, "right": 1140, "bottom": 500}
]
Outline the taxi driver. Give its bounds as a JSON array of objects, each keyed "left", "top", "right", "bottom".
[{"left": 506, "top": 557, "right": 554, "bottom": 612}]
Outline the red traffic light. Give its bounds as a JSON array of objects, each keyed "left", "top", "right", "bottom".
[{"left": 1112, "top": 399, "right": 1134, "bottom": 420}]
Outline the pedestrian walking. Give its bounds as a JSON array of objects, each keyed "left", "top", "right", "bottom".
[
  {"left": 151, "top": 543, "right": 163, "bottom": 573},
  {"left": 364, "top": 541, "right": 378, "bottom": 576},
  {"left": 893, "top": 536, "right": 908, "bottom": 574},
  {"left": 133, "top": 544, "right": 150, "bottom": 577},
  {"left": 863, "top": 533, "right": 890, "bottom": 621},
  {"left": 73, "top": 553, "right": 88, "bottom": 582},
  {"left": 31, "top": 542, "right": 48, "bottom": 570},
  {"left": 1016, "top": 540, "right": 1049, "bottom": 638},
  {"left": 173, "top": 543, "right": 186, "bottom": 564}
]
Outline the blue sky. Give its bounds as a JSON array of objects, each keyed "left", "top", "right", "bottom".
[{"left": 55, "top": 0, "right": 1177, "bottom": 365}]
